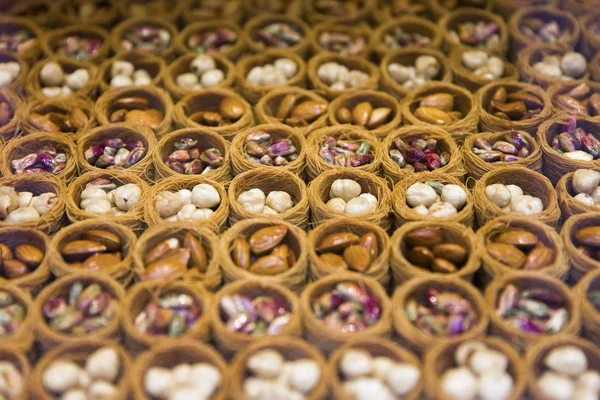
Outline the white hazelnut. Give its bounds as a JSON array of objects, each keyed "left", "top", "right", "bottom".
[
  {"left": 243, "top": 378, "right": 273, "bottom": 399},
  {"left": 42, "top": 87, "right": 63, "bottom": 98},
  {"left": 176, "top": 204, "right": 197, "bottom": 221},
  {"left": 573, "top": 169, "right": 600, "bottom": 194},
  {"left": 413, "top": 204, "right": 429, "bottom": 215},
  {"left": 485, "top": 184, "right": 511, "bottom": 208},
  {"left": 406, "top": 183, "right": 438, "bottom": 208},
  {"left": 190, "top": 54, "right": 216, "bottom": 75},
  {"left": 505, "top": 184, "right": 524, "bottom": 200},
  {"left": 415, "top": 55, "right": 440, "bottom": 79},
  {"left": 372, "top": 357, "right": 394, "bottom": 380},
  {"left": 83, "top": 199, "right": 112, "bottom": 215},
  {"left": 573, "top": 389, "right": 597, "bottom": 400},
  {"left": 330, "top": 179, "right": 362, "bottom": 202},
  {"left": 510, "top": 195, "right": 544, "bottom": 215},
  {"left": 576, "top": 371, "right": 600, "bottom": 394},
  {"left": 61, "top": 86, "right": 74, "bottom": 97},
  {"left": 188, "top": 363, "right": 221, "bottom": 397},
  {"left": 81, "top": 187, "right": 108, "bottom": 201},
  {"left": 534, "top": 62, "right": 562, "bottom": 78},
  {"left": 274, "top": 58, "right": 297, "bottom": 79},
  {"left": 330, "top": 81, "right": 346, "bottom": 90},
  {"left": 545, "top": 346, "right": 588, "bottom": 377},
  {"left": 40, "top": 62, "right": 64, "bottom": 86},
  {"left": 440, "top": 367, "right": 478, "bottom": 400},
  {"left": 61, "top": 389, "right": 87, "bottom": 400},
  {"left": 111, "top": 60, "right": 134, "bottom": 78},
  {"left": 261, "top": 69, "right": 286, "bottom": 86},
  {"left": 345, "top": 197, "right": 372, "bottom": 216},
  {"left": 468, "top": 348, "right": 509, "bottom": 376},
  {"left": 441, "top": 184, "right": 467, "bottom": 210},
  {"left": 388, "top": 63, "right": 415, "bottom": 84},
  {"left": 144, "top": 367, "right": 173, "bottom": 399},
  {"left": 0, "top": 362, "right": 21, "bottom": 399},
  {"left": 176, "top": 72, "right": 198, "bottom": 89},
  {"left": 114, "top": 184, "right": 141, "bottom": 211},
  {"left": 86, "top": 347, "right": 119, "bottom": 382},
  {"left": 155, "top": 191, "right": 183, "bottom": 218},
  {"left": 262, "top": 206, "right": 279, "bottom": 215},
  {"left": 65, "top": 68, "right": 89, "bottom": 90},
  {"left": 462, "top": 50, "right": 488, "bottom": 70},
  {"left": 287, "top": 360, "right": 320, "bottom": 394},
  {"left": 429, "top": 202, "right": 458, "bottom": 218},
  {"left": 538, "top": 371, "right": 575, "bottom": 400},
  {"left": 455, "top": 341, "right": 488, "bottom": 366},
  {"left": 0, "top": 187, "right": 18, "bottom": 214},
  {"left": 134, "top": 71, "right": 152, "bottom": 86},
  {"left": 478, "top": 371, "right": 514, "bottom": 400},
  {"left": 326, "top": 197, "right": 346, "bottom": 213},
  {"left": 386, "top": 363, "right": 420, "bottom": 396},
  {"left": 345, "top": 70, "right": 369, "bottom": 88},
  {"left": 343, "top": 378, "right": 395, "bottom": 400},
  {"left": 87, "top": 380, "right": 118, "bottom": 399},
  {"left": 200, "top": 69, "right": 224, "bottom": 87},
  {"left": 42, "top": 360, "right": 83, "bottom": 394},
  {"left": 564, "top": 150, "right": 595, "bottom": 161},
  {"left": 191, "top": 183, "right": 220, "bottom": 208},
  {"left": 487, "top": 56, "right": 504, "bottom": 78},
  {"left": 191, "top": 208, "right": 214, "bottom": 220},
  {"left": 359, "top": 193, "right": 378, "bottom": 211},
  {"left": 561, "top": 52, "right": 587, "bottom": 78},
  {"left": 0, "top": 70, "right": 12, "bottom": 87},
  {"left": 265, "top": 191, "right": 294, "bottom": 214},
  {"left": 318, "top": 62, "right": 341, "bottom": 84},
  {"left": 177, "top": 189, "right": 192, "bottom": 205},
  {"left": 340, "top": 350, "right": 373, "bottom": 379},
  {"left": 110, "top": 74, "right": 133, "bottom": 87},
  {"left": 168, "top": 386, "right": 208, "bottom": 400},
  {"left": 238, "top": 188, "right": 266, "bottom": 214},
  {"left": 246, "top": 66, "right": 264, "bottom": 86},
  {"left": 4, "top": 207, "right": 40, "bottom": 224},
  {"left": 574, "top": 193, "right": 595, "bottom": 207},
  {"left": 30, "top": 193, "right": 57, "bottom": 216},
  {"left": 17, "top": 191, "right": 33, "bottom": 208},
  {"left": 247, "top": 349, "right": 284, "bottom": 379}
]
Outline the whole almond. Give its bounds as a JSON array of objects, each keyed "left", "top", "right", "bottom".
[
  {"left": 575, "top": 226, "right": 600, "bottom": 247},
  {"left": 491, "top": 100, "right": 526, "bottom": 119},
  {"left": 67, "top": 107, "right": 88, "bottom": 131},
  {"left": 343, "top": 245, "right": 371, "bottom": 272},
  {"left": 506, "top": 91, "right": 544, "bottom": 109},
  {"left": 82, "top": 252, "right": 122, "bottom": 271},
  {"left": 219, "top": 97, "right": 244, "bottom": 120},
  {"left": 486, "top": 242, "right": 526, "bottom": 268},
  {"left": 83, "top": 230, "right": 122, "bottom": 252},
  {"left": 249, "top": 225, "right": 288, "bottom": 255},
  {"left": 249, "top": 254, "right": 288, "bottom": 275},
  {"left": 432, "top": 243, "right": 467, "bottom": 265},
  {"left": 316, "top": 232, "right": 359, "bottom": 253},
  {"left": 366, "top": 107, "right": 392, "bottom": 129},
  {"left": 61, "top": 240, "right": 107, "bottom": 262},
  {"left": 200, "top": 111, "right": 223, "bottom": 126},
  {"left": 110, "top": 109, "right": 127, "bottom": 123},
  {"left": 336, "top": 107, "right": 352, "bottom": 124},
  {"left": 0, "top": 102, "right": 11, "bottom": 127},
  {"left": 415, "top": 107, "right": 453, "bottom": 125},
  {"left": 588, "top": 93, "right": 600, "bottom": 115},
  {"left": 184, "top": 232, "right": 207, "bottom": 273},
  {"left": 431, "top": 257, "right": 457, "bottom": 273},
  {"left": 232, "top": 236, "right": 251, "bottom": 269},
  {"left": 565, "top": 83, "right": 590, "bottom": 100},
  {"left": 146, "top": 238, "right": 180, "bottom": 264},
  {"left": 28, "top": 113, "right": 58, "bottom": 132},
  {"left": 113, "top": 96, "right": 150, "bottom": 110},
  {"left": 492, "top": 87, "right": 507, "bottom": 103},
  {"left": 494, "top": 230, "right": 538, "bottom": 249},
  {"left": 352, "top": 101, "right": 372, "bottom": 127},
  {"left": 522, "top": 244, "right": 554, "bottom": 270},
  {"left": 359, "top": 232, "right": 379, "bottom": 261},
  {"left": 319, "top": 253, "right": 348, "bottom": 270},
  {"left": 404, "top": 228, "right": 444, "bottom": 248},
  {"left": 3, "top": 259, "right": 28, "bottom": 279},
  {"left": 271, "top": 244, "right": 291, "bottom": 264},
  {"left": 291, "top": 100, "right": 327, "bottom": 122},
  {"left": 407, "top": 246, "right": 435, "bottom": 268},
  {"left": 125, "top": 109, "right": 163, "bottom": 129},
  {"left": 0, "top": 244, "right": 12, "bottom": 260},
  {"left": 144, "top": 250, "right": 189, "bottom": 280},
  {"left": 419, "top": 93, "right": 454, "bottom": 111},
  {"left": 14, "top": 244, "right": 43, "bottom": 268},
  {"left": 276, "top": 94, "right": 297, "bottom": 119},
  {"left": 46, "top": 112, "right": 70, "bottom": 131}
]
